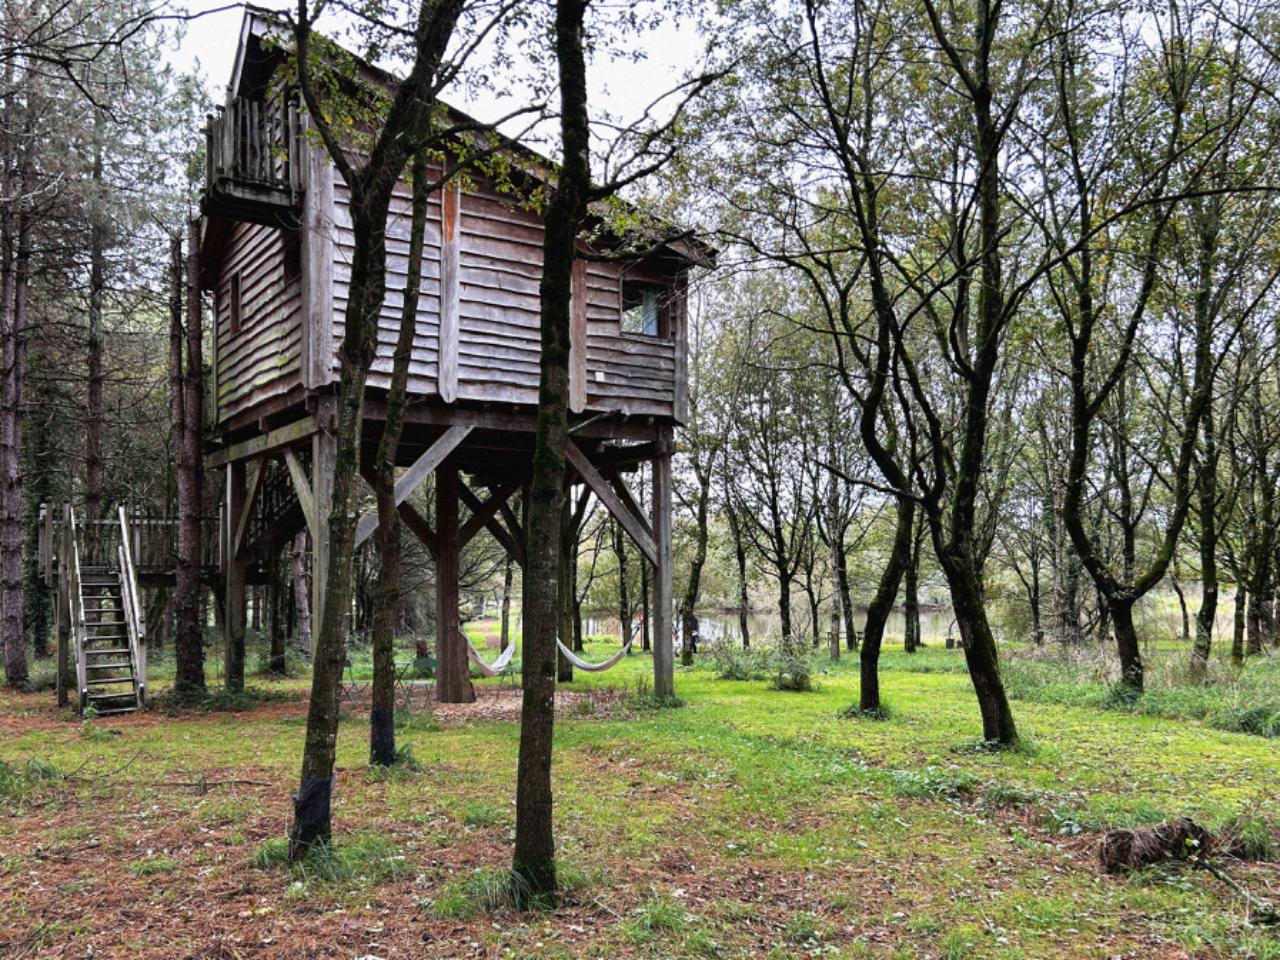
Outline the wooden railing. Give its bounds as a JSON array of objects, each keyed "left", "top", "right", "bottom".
[
  {"left": 206, "top": 93, "right": 302, "bottom": 195},
  {"left": 40, "top": 504, "right": 221, "bottom": 582},
  {"left": 65, "top": 506, "right": 89, "bottom": 711},
  {"left": 117, "top": 506, "right": 147, "bottom": 707}
]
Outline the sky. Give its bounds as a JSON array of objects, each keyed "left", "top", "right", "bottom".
[{"left": 169, "top": 1, "right": 709, "bottom": 142}]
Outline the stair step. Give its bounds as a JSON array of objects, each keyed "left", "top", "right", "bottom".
[
  {"left": 85, "top": 648, "right": 130, "bottom": 655},
  {"left": 87, "top": 676, "right": 134, "bottom": 685},
  {"left": 89, "top": 706, "right": 138, "bottom": 715},
  {"left": 86, "top": 661, "right": 132, "bottom": 670}
]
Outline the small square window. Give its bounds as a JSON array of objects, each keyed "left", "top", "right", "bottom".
[{"left": 622, "top": 282, "right": 660, "bottom": 336}]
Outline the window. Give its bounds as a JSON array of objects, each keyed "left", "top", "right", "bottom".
[
  {"left": 229, "top": 272, "right": 242, "bottom": 336},
  {"left": 621, "top": 281, "right": 661, "bottom": 336}
]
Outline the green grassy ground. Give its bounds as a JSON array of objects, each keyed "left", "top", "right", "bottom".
[{"left": 1, "top": 639, "right": 1277, "bottom": 959}]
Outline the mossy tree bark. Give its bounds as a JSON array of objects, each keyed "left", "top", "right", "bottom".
[
  {"left": 370, "top": 152, "right": 432, "bottom": 766},
  {"left": 288, "top": 0, "right": 467, "bottom": 861},
  {"left": 512, "top": 0, "right": 590, "bottom": 904}
]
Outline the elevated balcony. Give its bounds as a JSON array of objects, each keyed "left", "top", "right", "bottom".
[{"left": 203, "top": 93, "right": 303, "bottom": 227}]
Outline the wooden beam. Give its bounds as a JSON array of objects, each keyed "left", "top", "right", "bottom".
[
  {"left": 232, "top": 457, "right": 266, "bottom": 559},
  {"left": 282, "top": 447, "right": 316, "bottom": 540},
  {"left": 438, "top": 184, "right": 460, "bottom": 403},
  {"left": 435, "top": 461, "right": 474, "bottom": 703},
  {"left": 458, "top": 481, "right": 524, "bottom": 566},
  {"left": 397, "top": 501, "right": 439, "bottom": 559},
  {"left": 300, "top": 116, "right": 335, "bottom": 390},
  {"left": 607, "top": 469, "right": 653, "bottom": 540},
  {"left": 459, "top": 474, "right": 523, "bottom": 548},
  {"left": 353, "top": 425, "right": 471, "bottom": 547},
  {"left": 360, "top": 399, "right": 664, "bottom": 443},
  {"left": 564, "top": 440, "right": 657, "bottom": 565},
  {"left": 569, "top": 257, "right": 587, "bottom": 413},
  {"left": 311, "top": 421, "right": 335, "bottom": 640},
  {"left": 204, "top": 416, "right": 316, "bottom": 469}
]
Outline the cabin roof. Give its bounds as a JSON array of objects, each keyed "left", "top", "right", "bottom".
[{"left": 228, "top": 5, "right": 715, "bottom": 268}]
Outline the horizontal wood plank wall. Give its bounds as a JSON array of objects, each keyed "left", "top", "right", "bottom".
[
  {"left": 215, "top": 222, "right": 303, "bottom": 422},
  {"left": 331, "top": 174, "right": 443, "bottom": 394},
  {"left": 326, "top": 169, "right": 679, "bottom": 419}
]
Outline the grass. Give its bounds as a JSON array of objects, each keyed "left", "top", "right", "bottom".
[
  {"left": 1, "top": 634, "right": 1277, "bottom": 958},
  {"left": 1003, "top": 644, "right": 1280, "bottom": 737}
]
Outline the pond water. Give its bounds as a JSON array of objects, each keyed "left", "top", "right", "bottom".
[{"left": 582, "top": 607, "right": 956, "bottom": 648}]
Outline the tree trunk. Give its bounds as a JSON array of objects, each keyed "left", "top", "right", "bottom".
[
  {"left": 903, "top": 520, "right": 921, "bottom": 653},
  {"left": 1, "top": 165, "right": 30, "bottom": 687},
  {"left": 512, "top": 0, "right": 591, "bottom": 904},
  {"left": 292, "top": 531, "right": 311, "bottom": 658},
  {"left": 613, "top": 521, "right": 631, "bottom": 653},
  {"left": 172, "top": 224, "right": 206, "bottom": 698},
  {"left": 1231, "top": 585, "right": 1246, "bottom": 666},
  {"left": 680, "top": 465, "right": 710, "bottom": 666},
  {"left": 500, "top": 556, "right": 513, "bottom": 651},
  {"left": 726, "top": 499, "right": 750, "bottom": 648},
  {"left": 859, "top": 497, "right": 913, "bottom": 714},
  {"left": 836, "top": 544, "right": 857, "bottom": 650},
  {"left": 370, "top": 152, "right": 431, "bottom": 765},
  {"left": 86, "top": 119, "right": 105, "bottom": 527},
  {"left": 269, "top": 547, "right": 287, "bottom": 675},
  {"left": 1108, "top": 597, "right": 1144, "bottom": 692},
  {"left": 640, "top": 561, "right": 650, "bottom": 651}
]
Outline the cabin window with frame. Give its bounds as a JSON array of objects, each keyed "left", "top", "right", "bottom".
[
  {"left": 621, "top": 281, "right": 663, "bottom": 337},
  {"left": 228, "top": 272, "right": 242, "bottom": 336}
]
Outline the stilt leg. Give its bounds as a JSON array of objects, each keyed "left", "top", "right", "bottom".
[
  {"left": 436, "top": 459, "right": 474, "bottom": 703},
  {"left": 224, "top": 461, "right": 247, "bottom": 692}
]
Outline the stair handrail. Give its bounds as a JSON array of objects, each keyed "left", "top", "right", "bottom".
[
  {"left": 117, "top": 506, "right": 147, "bottom": 707},
  {"left": 66, "top": 505, "right": 89, "bottom": 712}
]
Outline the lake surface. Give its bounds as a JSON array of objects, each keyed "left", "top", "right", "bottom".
[{"left": 582, "top": 607, "right": 955, "bottom": 648}]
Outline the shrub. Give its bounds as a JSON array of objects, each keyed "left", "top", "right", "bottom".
[
  {"left": 769, "top": 651, "right": 821, "bottom": 692},
  {"left": 708, "top": 641, "right": 771, "bottom": 681}
]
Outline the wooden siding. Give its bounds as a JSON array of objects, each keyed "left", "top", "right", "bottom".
[
  {"left": 327, "top": 168, "right": 682, "bottom": 421},
  {"left": 331, "top": 176, "right": 443, "bottom": 394},
  {"left": 214, "top": 221, "right": 303, "bottom": 422}
]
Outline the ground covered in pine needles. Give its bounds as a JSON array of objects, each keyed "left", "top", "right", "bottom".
[{"left": 1, "top": 642, "right": 1278, "bottom": 959}]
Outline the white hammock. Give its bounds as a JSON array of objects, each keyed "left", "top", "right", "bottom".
[
  {"left": 555, "top": 637, "right": 633, "bottom": 672},
  {"left": 464, "top": 633, "right": 517, "bottom": 677}
]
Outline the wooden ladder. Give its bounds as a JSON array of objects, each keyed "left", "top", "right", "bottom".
[{"left": 67, "top": 506, "right": 148, "bottom": 716}]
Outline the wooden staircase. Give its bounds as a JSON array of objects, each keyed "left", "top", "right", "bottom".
[{"left": 66, "top": 507, "right": 148, "bottom": 716}]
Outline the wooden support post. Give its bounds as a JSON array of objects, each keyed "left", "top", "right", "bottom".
[
  {"left": 224, "top": 461, "right": 248, "bottom": 692},
  {"left": 569, "top": 258, "right": 587, "bottom": 413},
  {"left": 311, "top": 424, "right": 335, "bottom": 642},
  {"left": 435, "top": 459, "right": 474, "bottom": 703},
  {"left": 438, "top": 184, "right": 460, "bottom": 403},
  {"left": 652, "top": 443, "right": 674, "bottom": 701},
  {"left": 300, "top": 115, "right": 335, "bottom": 391}
]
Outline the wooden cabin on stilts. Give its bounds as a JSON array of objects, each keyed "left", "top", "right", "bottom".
[{"left": 192, "top": 9, "right": 707, "bottom": 704}]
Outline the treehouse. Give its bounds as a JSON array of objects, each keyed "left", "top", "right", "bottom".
[{"left": 195, "top": 8, "right": 709, "bottom": 703}]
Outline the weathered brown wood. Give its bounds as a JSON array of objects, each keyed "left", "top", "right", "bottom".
[
  {"left": 205, "top": 416, "right": 316, "bottom": 469},
  {"left": 232, "top": 456, "right": 267, "bottom": 559},
  {"left": 283, "top": 446, "right": 316, "bottom": 538},
  {"left": 672, "top": 270, "right": 689, "bottom": 423},
  {"left": 353, "top": 424, "right": 470, "bottom": 546},
  {"left": 438, "top": 183, "right": 460, "bottom": 402},
  {"left": 434, "top": 460, "right": 474, "bottom": 703},
  {"left": 459, "top": 474, "right": 523, "bottom": 547},
  {"left": 569, "top": 257, "right": 587, "bottom": 413},
  {"left": 458, "top": 479, "right": 524, "bottom": 564},
  {"left": 564, "top": 440, "right": 656, "bottom": 565},
  {"left": 224, "top": 460, "right": 249, "bottom": 691},
  {"left": 310, "top": 420, "right": 335, "bottom": 640},
  {"left": 301, "top": 117, "right": 334, "bottom": 390}
]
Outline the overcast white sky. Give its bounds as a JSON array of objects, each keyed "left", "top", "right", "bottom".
[{"left": 169, "top": 1, "right": 708, "bottom": 140}]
